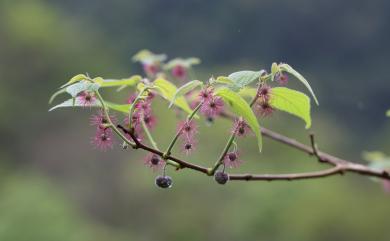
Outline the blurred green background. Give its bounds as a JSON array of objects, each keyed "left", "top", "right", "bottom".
[{"left": 1, "top": 0, "right": 390, "bottom": 240}]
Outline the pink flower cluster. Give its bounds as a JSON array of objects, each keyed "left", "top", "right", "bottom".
[
  {"left": 125, "top": 92, "right": 157, "bottom": 141},
  {"left": 255, "top": 85, "right": 274, "bottom": 117},
  {"left": 177, "top": 120, "right": 198, "bottom": 155},
  {"left": 199, "top": 87, "right": 224, "bottom": 119},
  {"left": 90, "top": 110, "right": 116, "bottom": 151}
]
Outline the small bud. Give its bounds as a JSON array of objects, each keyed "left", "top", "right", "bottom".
[
  {"left": 155, "top": 175, "right": 173, "bottom": 188},
  {"left": 214, "top": 171, "right": 229, "bottom": 185}
]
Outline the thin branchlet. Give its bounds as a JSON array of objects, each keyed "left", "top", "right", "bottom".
[{"left": 76, "top": 75, "right": 390, "bottom": 184}]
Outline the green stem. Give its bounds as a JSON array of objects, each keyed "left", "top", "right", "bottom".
[
  {"left": 209, "top": 92, "right": 260, "bottom": 175},
  {"left": 210, "top": 134, "right": 236, "bottom": 174},
  {"left": 95, "top": 91, "right": 136, "bottom": 148},
  {"left": 163, "top": 102, "right": 202, "bottom": 158},
  {"left": 141, "top": 116, "right": 159, "bottom": 150},
  {"left": 128, "top": 87, "right": 150, "bottom": 129}
]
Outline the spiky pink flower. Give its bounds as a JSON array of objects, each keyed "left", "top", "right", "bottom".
[
  {"left": 172, "top": 65, "right": 187, "bottom": 79},
  {"left": 275, "top": 73, "right": 288, "bottom": 85},
  {"left": 135, "top": 99, "right": 152, "bottom": 116},
  {"left": 143, "top": 63, "right": 159, "bottom": 76},
  {"left": 77, "top": 91, "right": 97, "bottom": 107},
  {"left": 182, "top": 139, "right": 196, "bottom": 155},
  {"left": 257, "top": 85, "right": 272, "bottom": 103},
  {"left": 256, "top": 102, "right": 274, "bottom": 117},
  {"left": 142, "top": 114, "right": 157, "bottom": 129},
  {"left": 200, "top": 96, "right": 224, "bottom": 118},
  {"left": 92, "top": 128, "right": 114, "bottom": 151},
  {"left": 223, "top": 151, "right": 243, "bottom": 168},
  {"left": 144, "top": 153, "right": 165, "bottom": 171},
  {"left": 126, "top": 94, "right": 137, "bottom": 104},
  {"left": 198, "top": 87, "right": 214, "bottom": 103},
  {"left": 177, "top": 120, "right": 197, "bottom": 139},
  {"left": 90, "top": 110, "right": 116, "bottom": 129},
  {"left": 232, "top": 118, "right": 252, "bottom": 137}
]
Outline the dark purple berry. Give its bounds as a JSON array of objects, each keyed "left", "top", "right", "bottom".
[
  {"left": 214, "top": 171, "right": 229, "bottom": 185},
  {"left": 155, "top": 175, "right": 173, "bottom": 188}
]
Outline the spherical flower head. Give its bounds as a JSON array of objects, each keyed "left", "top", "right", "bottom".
[
  {"left": 200, "top": 96, "right": 224, "bottom": 118},
  {"left": 232, "top": 118, "right": 251, "bottom": 137},
  {"left": 256, "top": 101, "right": 274, "bottom": 117},
  {"left": 198, "top": 87, "right": 214, "bottom": 103},
  {"left": 77, "top": 91, "right": 97, "bottom": 107},
  {"left": 171, "top": 64, "right": 187, "bottom": 79},
  {"left": 223, "top": 151, "right": 243, "bottom": 168},
  {"left": 182, "top": 139, "right": 196, "bottom": 155},
  {"left": 143, "top": 63, "right": 159, "bottom": 76},
  {"left": 177, "top": 120, "right": 197, "bottom": 139},
  {"left": 257, "top": 85, "right": 272, "bottom": 103},
  {"left": 276, "top": 73, "right": 288, "bottom": 85},
  {"left": 90, "top": 110, "right": 116, "bottom": 129},
  {"left": 144, "top": 153, "right": 164, "bottom": 171},
  {"left": 92, "top": 128, "right": 114, "bottom": 151}
]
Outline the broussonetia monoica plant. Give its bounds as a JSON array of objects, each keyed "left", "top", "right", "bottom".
[{"left": 49, "top": 49, "right": 390, "bottom": 190}]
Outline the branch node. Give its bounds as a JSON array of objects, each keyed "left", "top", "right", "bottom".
[{"left": 309, "top": 133, "right": 324, "bottom": 163}]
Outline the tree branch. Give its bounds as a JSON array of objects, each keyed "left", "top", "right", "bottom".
[{"left": 117, "top": 125, "right": 211, "bottom": 174}]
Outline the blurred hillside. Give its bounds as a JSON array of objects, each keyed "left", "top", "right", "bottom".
[{"left": 0, "top": 1, "right": 389, "bottom": 241}]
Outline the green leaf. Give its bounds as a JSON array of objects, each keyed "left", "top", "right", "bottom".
[
  {"left": 228, "top": 70, "right": 265, "bottom": 91},
  {"left": 99, "top": 75, "right": 142, "bottom": 87},
  {"left": 164, "top": 57, "right": 201, "bottom": 69},
  {"left": 169, "top": 80, "right": 203, "bottom": 108},
  {"left": 279, "top": 63, "right": 319, "bottom": 105},
  {"left": 215, "top": 88, "right": 262, "bottom": 152},
  {"left": 153, "top": 78, "right": 195, "bottom": 116},
  {"left": 238, "top": 87, "right": 257, "bottom": 99},
  {"left": 60, "top": 74, "right": 87, "bottom": 88},
  {"left": 269, "top": 87, "right": 312, "bottom": 129},
  {"left": 132, "top": 49, "right": 167, "bottom": 63},
  {"left": 49, "top": 98, "right": 100, "bottom": 111},
  {"left": 66, "top": 81, "right": 100, "bottom": 97},
  {"left": 49, "top": 88, "right": 67, "bottom": 104},
  {"left": 49, "top": 98, "right": 131, "bottom": 114},
  {"left": 105, "top": 102, "right": 131, "bottom": 113},
  {"left": 214, "top": 76, "right": 234, "bottom": 85},
  {"left": 386, "top": 109, "right": 390, "bottom": 117}
]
